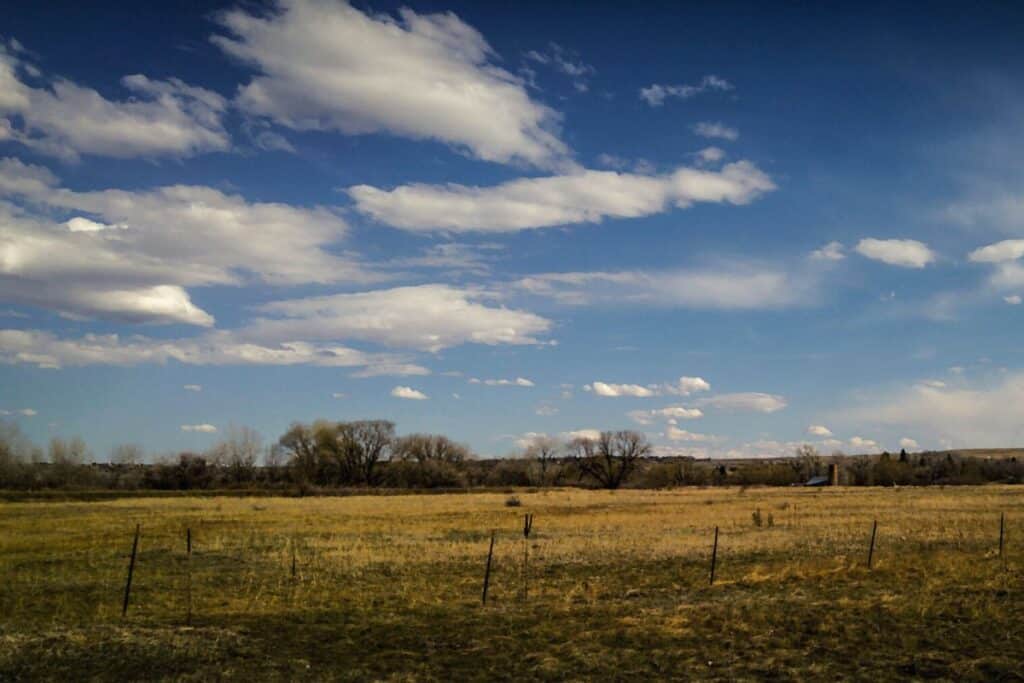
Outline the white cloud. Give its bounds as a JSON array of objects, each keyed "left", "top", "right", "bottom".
[
  {"left": 331, "top": 392, "right": 346, "bottom": 399},
  {"left": 697, "top": 392, "right": 787, "bottom": 413},
  {"left": 945, "top": 194, "right": 1024, "bottom": 233},
  {"left": 968, "top": 239, "right": 1024, "bottom": 263},
  {"left": 181, "top": 424, "right": 217, "bottom": 433},
  {"left": 585, "top": 381, "right": 656, "bottom": 398},
  {"left": 849, "top": 436, "right": 879, "bottom": 452},
  {"left": 347, "top": 161, "right": 774, "bottom": 232},
  {"left": 640, "top": 75, "right": 733, "bottom": 107},
  {"left": 666, "top": 376, "right": 711, "bottom": 395},
  {"left": 807, "top": 424, "right": 833, "bottom": 437},
  {"left": 563, "top": 428, "right": 602, "bottom": 441},
  {"left": 809, "top": 241, "right": 845, "bottom": 261},
  {"left": 213, "top": 0, "right": 569, "bottom": 169},
  {"left": 64, "top": 217, "right": 127, "bottom": 233},
  {"left": 696, "top": 147, "right": 726, "bottom": 163},
  {"left": 0, "top": 328, "right": 428, "bottom": 375},
  {"left": 629, "top": 405, "right": 703, "bottom": 425},
  {"left": 514, "top": 431, "right": 549, "bottom": 449},
  {"left": 469, "top": 377, "right": 535, "bottom": 387},
  {"left": 0, "top": 43, "right": 228, "bottom": 161},
  {"left": 0, "top": 159, "right": 378, "bottom": 325},
  {"left": 516, "top": 264, "right": 812, "bottom": 310},
  {"left": 1005, "top": 295, "right": 1022, "bottom": 305},
  {"left": 0, "top": 408, "right": 36, "bottom": 417},
  {"left": 665, "top": 426, "right": 712, "bottom": 442},
  {"left": 587, "top": 376, "right": 709, "bottom": 400},
  {"left": 693, "top": 122, "right": 738, "bottom": 141},
  {"left": 855, "top": 238, "right": 935, "bottom": 268},
  {"left": 842, "top": 371, "right": 1024, "bottom": 448},
  {"left": 899, "top": 437, "right": 920, "bottom": 451},
  {"left": 525, "top": 43, "right": 594, "bottom": 91},
  {"left": 248, "top": 284, "right": 551, "bottom": 353},
  {"left": 391, "top": 386, "right": 428, "bottom": 400},
  {"left": 183, "top": 384, "right": 202, "bottom": 392},
  {"left": 387, "top": 242, "right": 503, "bottom": 276}
]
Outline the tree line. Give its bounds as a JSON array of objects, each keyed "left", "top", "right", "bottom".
[{"left": 1, "top": 418, "right": 1021, "bottom": 492}]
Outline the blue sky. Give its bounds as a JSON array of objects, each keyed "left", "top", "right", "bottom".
[{"left": 2, "top": 0, "right": 1024, "bottom": 459}]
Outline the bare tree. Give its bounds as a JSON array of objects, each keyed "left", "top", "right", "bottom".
[
  {"left": 792, "top": 444, "right": 823, "bottom": 481},
  {"left": 0, "top": 420, "right": 35, "bottom": 487},
  {"left": 111, "top": 443, "right": 144, "bottom": 465},
  {"left": 279, "top": 422, "right": 320, "bottom": 483},
  {"left": 208, "top": 425, "right": 262, "bottom": 482},
  {"left": 569, "top": 430, "right": 650, "bottom": 489},
  {"left": 393, "top": 433, "right": 472, "bottom": 465},
  {"left": 344, "top": 420, "right": 394, "bottom": 485},
  {"left": 522, "top": 435, "right": 563, "bottom": 486}
]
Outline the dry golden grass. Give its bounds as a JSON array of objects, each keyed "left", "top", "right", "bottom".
[{"left": 1, "top": 486, "right": 1022, "bottom": 680}]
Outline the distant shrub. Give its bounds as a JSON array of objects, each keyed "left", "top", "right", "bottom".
[{"left": 505, "top": 495, "right": 522, "bottom": 507}]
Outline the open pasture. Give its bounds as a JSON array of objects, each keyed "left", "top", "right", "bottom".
[{"left": 1, "top": 486, "right": 1022, "bottom": 680}]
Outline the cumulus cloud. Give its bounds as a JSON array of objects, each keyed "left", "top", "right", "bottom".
[
  {"left": 181, "top": 424, "right": 217, "bottom": 433},
  {"left": 696, "top": 392, "right": 788, "bottom": 413},
  {"left": 0, "top": 159, "right": 377, "bottom": 324},
  {"left": 841, "top": 371, "right": 1024, "bottom": 447},
  {"left": 639, "top": 75, "right": 733, "bottom": 107},
  {"left": 968, "top": 239, "right": 1024, "bottom": 263},
  {"left": 0, "top": 328, "right": 428, "bottom": 375},
  {"left": 849, "top": 436, "right": 879, "bottom": 452},
  {"left": 183, "top": 384, "right": 202, "bottom": 392},
  {"left": 693, "top": 122, "right": 738, "bottom": 141},
  {"left": 809, "top": 241, "right": 845, "bottom": 261},
  {"left": 347, "top": 161, "right": 774, "bottom": 232},
  {"left": 665, "top": 426, "right": 712, "bottom": 442},
  {"left": 515, "top": 263, "right": 813, "bottom": 310},
  {"left": 469, "top": 377, "right": 535, "bottom": 387},
  {"left": 0, "top": 408, "right": 36, "bottom": 417},
  {"left": 213, "top": 0, "right": 569, "bottom": 168},
  {"left": 855, "top": 238, "right": 935, "bottom": 268},
  {"left": 585, "top": 381, "right": 657, "bottom": 398},
  {"left": 247, "top": 284, "right": 551, "bottom": 353},
  {"left": 391, "top": 386, "right": 428, "bottom": 400},
  {"left": 696, "top": 147, "right": 726, "bottom": 163},
  {"left": 629, "top": 405, "right": 704, "bottom": 425},
  {"left": 807, "top": 424, "right": 833, "bottom": 437},
  {"left": 1005, "top": 295, "right": 1022, "bottom": 305},
  {"left": 666, "top": 376, "right": 711, "bottom": 395},
  {"left": 0, "top": 42, "right": 228, "bottom": 160},
  {"left": 899, "top": 437, "right": 920, "bottom": 451},
  {"left": 586, "top": 376, "right": 709, "bottom": 399},
  {"left": 563, "top": 428, "right": 602, "bottom": 441}
]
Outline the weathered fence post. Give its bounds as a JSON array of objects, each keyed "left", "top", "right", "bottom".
[
  {"left": 867, "top": 520, "right": 878, "bottom": 569},
  {"left": 522, "top": 513, "right": 534, "bottom": 600},
  {"left": 122, "top": 523, "right": 140, "bottom": 617},
  {"left": 481, "top": 530, "right": 496, "bottom": 606},
  {"left": 709, "top": 526, "right": 719, "bottom": 586},
  {"left": 186, "top": 527, "right": 193, "bottom": 626},
  {"left": 999, "top": 512, "right": 1005, "bottom": 559}
]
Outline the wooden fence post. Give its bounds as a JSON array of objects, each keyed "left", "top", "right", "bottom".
[
  {"left": 999, "top": 512, "right": 1005, "bottom": 559},
  {"left": 867, "top": 520, "right": 878, "bottom": 569},
  {"left": 709, "top": 526, "right": 719, "bottom": 586},
  {"left": 522, "top": 513, "right": 534, "bottom": 601},
  {"left": 186, "top": 527, "right": 193, "bottom": 626},
  {"left": 481, "top": 530, "right": 496, "bottom": 606},
  {"left": 122, "top": 523, "right": 140, "bottom": 617}
]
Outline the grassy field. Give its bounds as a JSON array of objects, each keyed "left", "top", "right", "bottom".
[{"left": 1, "top": 486, "right": 1022, "bottom": 681}]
